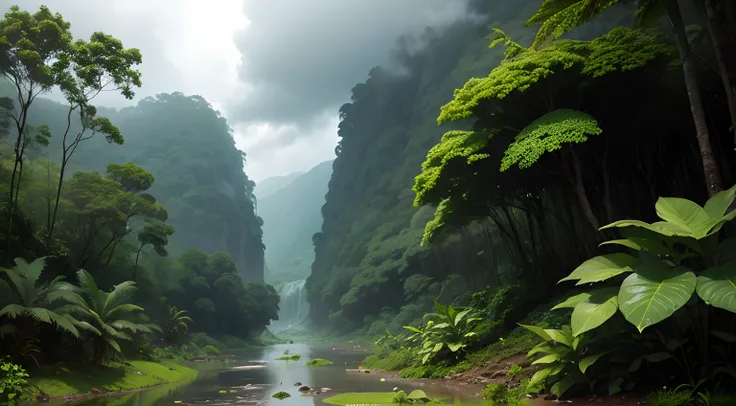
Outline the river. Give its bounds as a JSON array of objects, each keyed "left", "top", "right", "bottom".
[{"left": 39, "top": 343, "right": 479, "bottom": 405}]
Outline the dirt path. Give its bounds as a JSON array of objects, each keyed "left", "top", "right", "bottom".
[{"left": 366, "top": 352, "right": 647, "bottom": 405}]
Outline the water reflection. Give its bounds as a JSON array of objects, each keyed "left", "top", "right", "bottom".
[{"left": 34, "top": 343, "right": 478, "bottom": 406}]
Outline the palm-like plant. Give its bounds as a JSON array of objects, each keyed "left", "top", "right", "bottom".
[
  {"left": 70, "top": 269, "right": 160, "bottom": 364},
  {"left": 163, "top": 305, "right": 192, "bottom": 345},
  {"left": 0, "top": 257, "right": 86, "bottom": 364}
]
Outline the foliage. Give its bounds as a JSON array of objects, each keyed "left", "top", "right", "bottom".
[
  {"left": 323, "top": 392, "right": 439, "bottom": 405},
  {"left": 0, "top": 357, "right": 28, "bottom": 402},
  {"left": 555, "top": 184, "right": 736, "bottom": 336},
  {"left": 520, "top": 323, "right": 612, "bottom": 398},
  {"left": 164, "top": 249, "right": 279, "bottom": 338},
  {"left": 646, "top": 385, "right": 693, "bottom": 406},
  {"left": 29, "top": 360, "right": 196, "bottom": 397},
  {"left": 275, "top": 353, "right": 301, "bottom": 361},
  {"left": 305, "top": 358, "right": 333, "bottom": 367},
  {"left": 162, "top": 305, "right": 192, "bottom": 345},
  {"left": 481, "top": 383, "right": 526, "bottom": 406},
  {"left": 0, "top": 257, "right": 85, "bottom": 364},
  {"left": 499, "top": 109, "right": 602, "bottom": 171},
  {"left": 392, "top": 389, "right": 433, "bottom": 404},
  {"left": 403, "top": 301, "right": 482, "bottom": 365},
  {"left": 272, "top": 391, "right": 291, "bottom": 399},
  {"left": 69, "top": 269, "right": 159, "bottom": 364}
]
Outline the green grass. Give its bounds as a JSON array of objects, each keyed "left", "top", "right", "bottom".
[
  {"left": 275, "top": 354, "right": 301, "bottom": 361},
  {"left": 29, "top": 360, "right": 197, "bottom": 397},
  {"left": 322, "top": 392, "right": 397, "bottom": 405}
]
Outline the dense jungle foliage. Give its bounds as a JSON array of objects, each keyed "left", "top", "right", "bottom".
[
  {"left": 257, "top": 160, "right": 332, "bottom": 285},
  {"left": 308, "top": 0, "right": 736, "bottom": 403},
  {"left": 0, "top": 5, "right": 278, "bottom": 400}
]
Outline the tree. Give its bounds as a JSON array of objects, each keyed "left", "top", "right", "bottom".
[
  {"left": 48, "top": 31, "right": 142, "bottom": 243},
  {"left": 133, "top": 220, "right": 174, "bottom": 281},
  {"left": 414, "top": 27, "right": 673, "bottom": 242},
  {"left": 526, "top": 0, "right": 727, "bottom": 195},
  {"left": 162, "top": 305, "right": 192, "bottom": 345},
  {"left": 58, "top": 166, "right": 167, "bottom": 268},
  {"left": 0, "top": 5, "right": 72, "bottom": 253},
  {"left": 703, "top": 0, "right": 736, "bottom": 141},
  {"left": 0, "top": 257, "right": 84, "bottom": 364},
  {"left": 70, "top": 269, "right": 157, "bottom": 364}
]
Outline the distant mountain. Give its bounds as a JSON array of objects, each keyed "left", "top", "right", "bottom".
[
  {"left": 257, "top": 160, "right": 333, "bottom": 285},
  {"left": 255, "top": 172, "right": 304, "bottom": 200}
]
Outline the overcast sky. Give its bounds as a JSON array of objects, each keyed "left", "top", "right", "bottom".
[{"left": 4, "top": 0, "right": 468, "bottom": 182}]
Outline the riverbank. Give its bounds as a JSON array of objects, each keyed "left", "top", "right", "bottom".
[{"left": 27, "top": 360, "right": 198, "bottom": 401}]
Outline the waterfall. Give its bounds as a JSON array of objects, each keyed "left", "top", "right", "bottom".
[{"left": 270, "top": 279, "right": 309, "bottom": 333}]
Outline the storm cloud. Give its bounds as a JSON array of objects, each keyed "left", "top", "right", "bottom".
[
  {"left": 228, "top": 0, "right": 469, "bottom": 129},
  {"left": 0, "top": 0, "right": 470, "bottom": 180}
]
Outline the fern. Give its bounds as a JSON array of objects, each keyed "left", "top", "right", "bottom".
[{"left": 501, "top": 109, "right": 602, "bottom": 171}]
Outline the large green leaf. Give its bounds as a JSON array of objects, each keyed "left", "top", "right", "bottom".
[
  {"left": 571, "top": 288, "right": 619, "bottom": 336},
  {"left": 703, "top": 184, "right": 736, "bottom": 218},
  {"left": 696, "top": 261, "right": 736, "bottom": 313},
  {"left": 655, "top": 197, "right": 718, "bottom": 239},
  {"left": 550, "top": 372, "right": 582, "bottom": 398},
  {"left": 559, "top": 254, "right": 639, "bottom": 285},
  {"left": 579, "top": 352, "right": 607, "bottom": 374},
  {"left": 618, "top": 262, "right": 696, "bottom": 332},
  {"left": 600, "top": 219, "right": 680, "bottom": 236},
  {"left": 599, "top": 239, "right": 642, "bottom": 251},
  {"left": 519, "top": 324, "right": 552, "bottom": 341},
  {"left": 552, "top": 292, "right": 590, "bottom": 310}
]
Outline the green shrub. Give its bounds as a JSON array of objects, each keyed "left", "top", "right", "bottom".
[
  {"left": 647, "top": 386, "right": 692, "bottom": 406},
  {"left": 0, "top": 358, "right": 29, "bottom": 403},
  {"left": 201, "top": 345, "right": 221, "bottom": 355}
]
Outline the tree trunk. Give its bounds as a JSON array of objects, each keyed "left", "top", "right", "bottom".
[
  {"left": 705, "top": 0, "right": 736, "bottom": 144},
  {"left": 666, "top": 0, "right": 723, "bottom": 196},
  {"left": 133, "top": 243, "right": 145, "bottom": 280},
  {"left": 570, "top": 148, "right": 600, "bottom": 230}
]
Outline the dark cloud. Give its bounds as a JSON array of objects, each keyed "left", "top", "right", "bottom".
[
  {"left": 0, "top": 0, "right": 184, "bottom": 107},
  {"left": 228, "top": 0, "right": 469, "bottom": 128}
]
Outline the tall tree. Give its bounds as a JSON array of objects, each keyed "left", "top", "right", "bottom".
[
  {"left": 0, "top": 5, "right": 72, "bottom": 253},
  {"left": 133, "top": 220, "right": 174, "bottom": 281},
  {"left": 704, "top": 0, "right": 736, "bottom": 140},
  {"left": 48, "top": 31, "right": 142, "bottom": 244},
  {"left": 526, "top": 0, "right": 725, "bottom": 195}
]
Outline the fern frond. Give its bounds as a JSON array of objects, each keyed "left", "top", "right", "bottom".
[
  {"left": 104, "top": 281, "right": 137, "bottom": 310},
  {"left": 0, "top": 304, "right": 26, "bottom": 319},
  {"left": 105, "top": 303, "right": 144, "bottom": 320},
  {"left": 27, "top": 307, "right": 81, "bottom": 337},
  {"left": 500, "top": 109, "right": 602, "bottom": 171}
]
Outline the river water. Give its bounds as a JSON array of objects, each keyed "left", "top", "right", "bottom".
[{"left": 40, "top": 344, "right": 478, "bottom": 406}]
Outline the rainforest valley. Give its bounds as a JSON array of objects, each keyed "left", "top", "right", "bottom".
[
  {"left": 2, "top": 0, "right": 736, "bottom": 405},
  {"left": 0, "top": 4, "right": 279, "bottom": 402}
]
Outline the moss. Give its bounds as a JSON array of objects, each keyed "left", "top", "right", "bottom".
[
  {"left": 275, "top": 354, "right": 301, "bottom": 361},
  {"left": 322, "top": 392, "right": 397, "bottom": 405},
  {"left": 29, "top": 360, "right": 197, "bottom": 398},
  {"left": 305, "top": 358, "right": 333, "bottom": 367},
  {"left": 272, "top": 391, "right": 291, "bottom": 399}
]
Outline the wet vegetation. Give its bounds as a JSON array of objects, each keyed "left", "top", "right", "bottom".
[
  {"left": 302, "top": 0, "right": 736, "bottom": 404},
  {"left": 0, "top": 5, "right": 279, "bottom": 402},
  {"left": 2, "top": 0, "right": 736, "bottom": 404}
]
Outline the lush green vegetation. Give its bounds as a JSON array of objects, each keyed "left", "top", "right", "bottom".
[
  {"left": 308, "top": 0, "right": 736, "bottom": 403},
  {"left": 323, "top": 390, "right": 439, "bottom": 405},
  {"left": 30, "top": 360, "right": 197, "bottom": 398},
  {"left": 305, "top": 358, "right": 333, "bottom": 367},
  {"left": 0, "top": 4, "right": 279, "bottom": 401}
]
